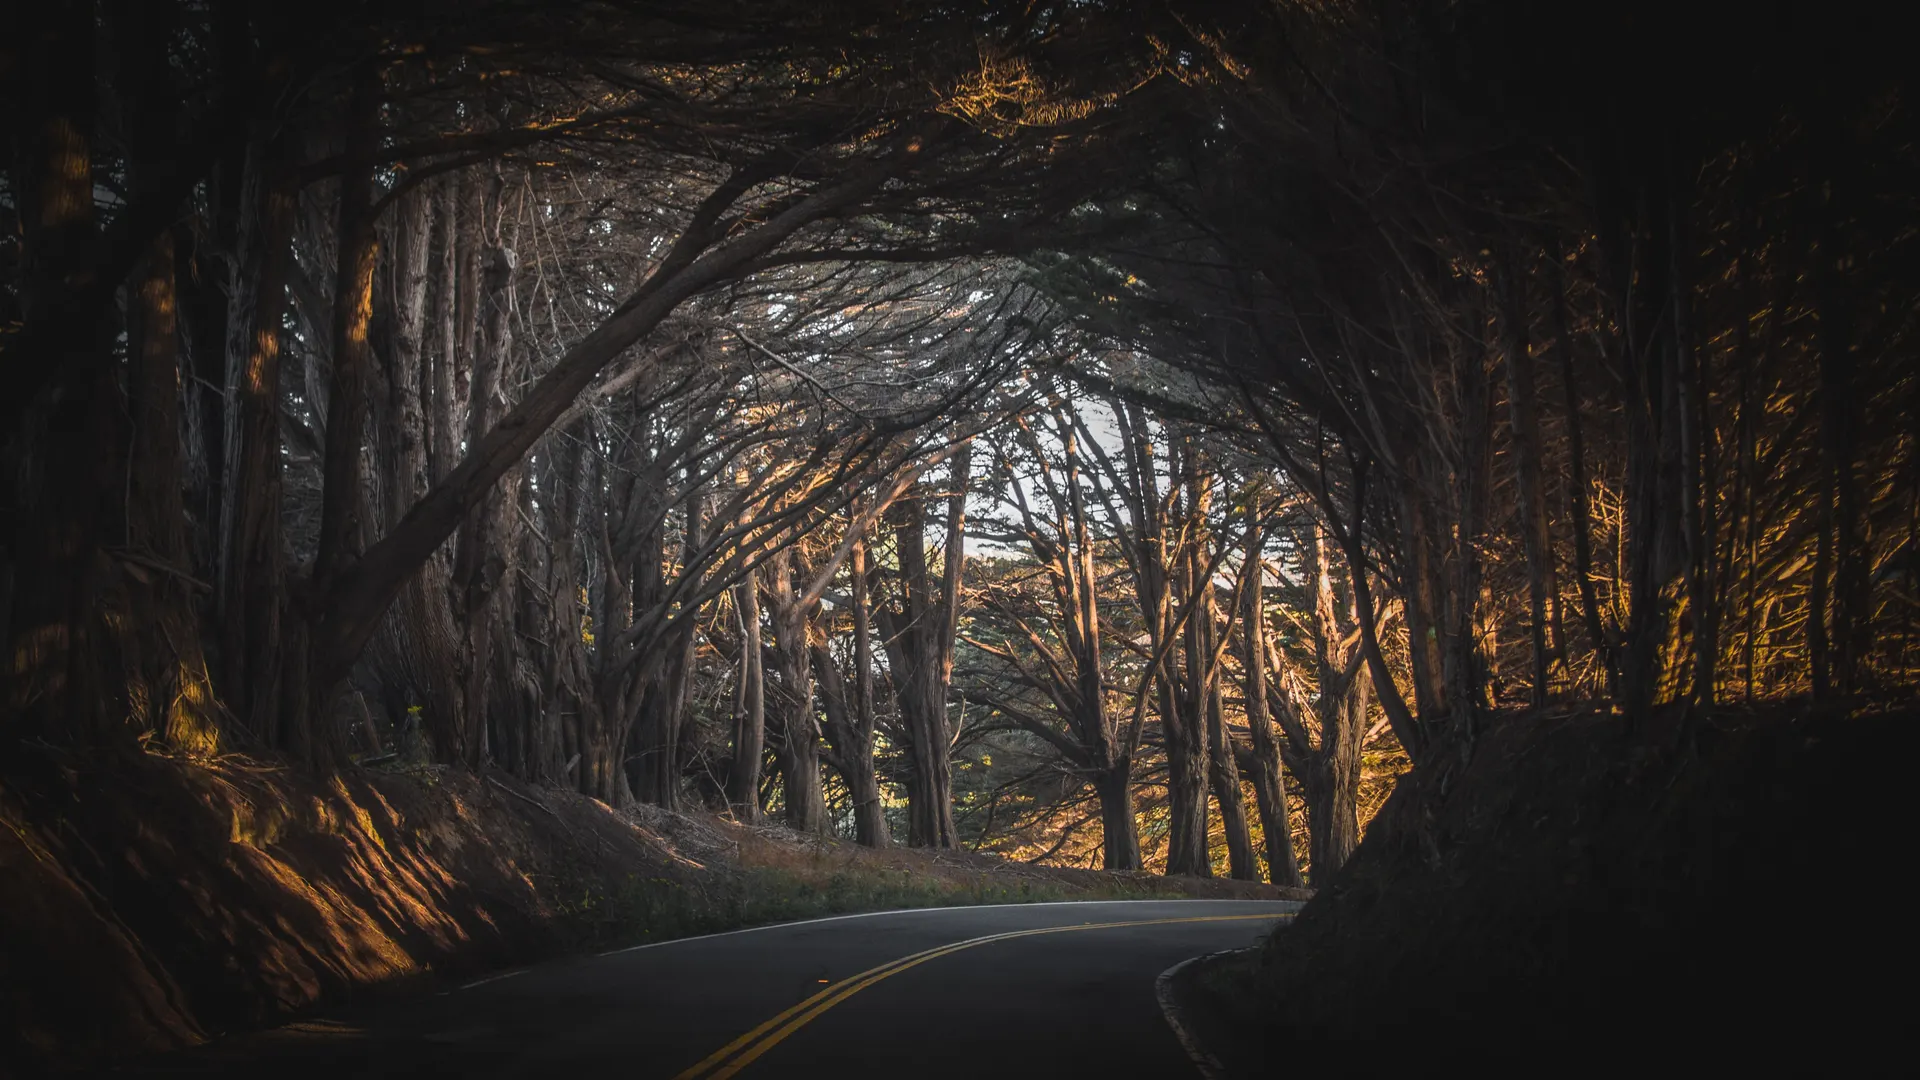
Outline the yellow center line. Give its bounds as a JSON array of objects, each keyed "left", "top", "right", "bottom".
[{"left": 673, "top": 913, "right": 1291, "bottom": 1080}]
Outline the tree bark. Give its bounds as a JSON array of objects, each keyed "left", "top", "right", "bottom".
[
  {"left": 1549, "top": 252, "right": 1617, "bottom": 688},
  {"left": 727, "top": 566, "right": 767, "bottom": 824},
  {"left": 295, "top": 65, "right": 386, "bottom": 767},
  {"left": 1306, "top": 523, "right": 1366, "bottom": 879},
  {"left": 633, "top": 497, "right": 703, "bottom": 808},
  {"left": 117, "top": 1, "right": 220, "bottom": 755},
  {"left": 1, "top": 3, "right": 126, "bottom": 746},
  {"left": 1812, "top": 189, "right": 1866, "bottom": 698},
  {"left": 815, "top": 640, "right": 886, "bottom": 845},
  {"left": 1394, "top": 468, "right": 1450, "bottom": 727},
  {"left": 1241, "top": 522, "right": 1305, "bottom": 888},
  {"left": 1610, "top": 177, "right": 1687, "bottom": 724},
  {"left": 427, "top": 174, "right": 463, "bottom": 487},
  {"left": 1206, "top": 669, "right": 1258, "bottom": 882},
  {"left": 1162, "top": 442, "right": 1214, "bottom": 877},
  {"left": 452, "top": 237, "right": 515, "bottom": 770},
  {"left": 848, "top": 534, "right": 889, "bottom": 846},
  {"left": 767, "top": 549, "right": 826, "bottom": 833},
  {"left": 1094, "top": 766, "right": 1141, "bottom": 871},
  {"left": 876, "top": 443, "right": 971, "bottom": 847},
  {"left": 218, "top": 165, "right": 294, "bottom": 746},
  {"left": 313, "top": 67, "right": 382, "bottom": 586},
  {"left": 1669, "top": 179, "right": 1716, "bottom": 708},
  {"left": 1499, "top": 251, "right": 1558, "bottom": 707},
  {"left": 379, "top": 186, "right": 465, "bottom": 760}
]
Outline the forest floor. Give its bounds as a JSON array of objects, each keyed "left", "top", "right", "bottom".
[
  {"left": 0, "top": 746, "right": 1299, "bottom": 1074},
  {"left": 1171, "top": 701, "right": 1912, "bottom": 1075}
]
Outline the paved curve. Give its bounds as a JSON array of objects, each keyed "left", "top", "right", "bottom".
[{"left": 127, "top": 899, "right": 1300, "bottom": 1078}]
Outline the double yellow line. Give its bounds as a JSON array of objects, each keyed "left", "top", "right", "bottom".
[{"left": 672, "top": 913, "right": 1287, "bottom": 1080}]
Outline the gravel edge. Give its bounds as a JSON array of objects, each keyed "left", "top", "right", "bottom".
[{"left": 1155, "top": 945, "right": 1263, "bottom": 1079}]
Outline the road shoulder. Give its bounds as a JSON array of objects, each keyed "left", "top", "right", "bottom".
[{"left": 1156, "top": 944, "right": 1277, "bottom": 1080}]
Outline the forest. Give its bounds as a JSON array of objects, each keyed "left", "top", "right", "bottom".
[{"left": 3, "top": 0, "right": 1913, "bottom": 1072}]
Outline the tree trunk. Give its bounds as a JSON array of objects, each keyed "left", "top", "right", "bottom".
[
  {"left": 1164, "top": 445, "right": 1215, "bottom": 877},
  {"left": 427, "top": 174, "right": 463, "bottom": 487},
  {"left": 534, "top": 423, "right": 590, "bottom": 782},
  {"left": 127, "top": 215, "right": 221, "bottom": 755},
  {"left": 1206, "top": 672, "right": 1258, "bottom": 882},
  {"left": 633, "top": 499, "right": 703, "bottom": 808},
  {"left": 1305, "top": 672, "right": 1366, "bottom": 881},
  {"left": 1094, "top": 765, "right": 1142, "bottom": 871},
  {"left": 1813, "top": 193, "right": 1865, "bottom": 698},
  {"left": 1669, "top": 180, "right": 1716, "bottom": 708},
  {"left": 1301, "top": 521, "right": 1367, "bottom": 881},
  {"left": 1158, "top": 673, "right": 1211, "bottom": 876},
  {"left": 1549, "top": 252, "right": 1617, "bottom": 688},
  {"left": 298, "top": 67, "right": 385, "bottom": 766},
  {"left": 1187, "top": 496, "right": 1254, "bottom": 882},
  {"left": 849, "top": 535, "right": 888, "bottom": 846},
  {"left": 384, "top": 190, "right": 435, "bottom": 525},
  {"left": 379, "top": 187, "right": 464, "bottom": 760},
  {"left": 1241, "top": 523, "right": 1305, "bottom": 888},
  {"left": 218, "top": 166, "right": 294, "bottom": 746},
  {"left": 1444, "top": 340, "right": 1493, "bottom": 740},
  {"left": 815, "top": 640, "right": 885, "bottom": 845},
  {"left": 924, "top": 442, "right": 972, "bottom": 848},
  {"left": 1612, "top": 180, "right": 1687, "bottom": 724},
  {"left": 313, "top": 68, "right": 382, "bottom": 587},
  {"left": 878, "top": 445, "right": 971, "bottom": 848},
  {"left": 1500, "top": 250, "right": 1558, "bottom": 707},
  {"left": 457, "top": 251, "right": 517, "bottom": 771},
  {"left": 449, "top": 193, "right": 514, "bottom": 767},
  {"left": 118, "top": 5, "right": 220, "bottom": 755},
  {"left": 1395, "top": 470, "right": 1450, "bottom": 726},
  {"left": 768, "top": 596, "right": 825, "bottom": 832},
  {"left": 727, "top": 566, "right": 766, "bottom": 824},
  {"left": 2, "top": 4, "right": 128, "bottom": 747}
]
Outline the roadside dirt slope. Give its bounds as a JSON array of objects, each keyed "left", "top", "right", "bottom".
[
  {"left": 1221, "top": 703, "right": 1910, "bottom": 1073},
  {"left": 0, "top": 747, "right": 1298, "bottom": 1074}
]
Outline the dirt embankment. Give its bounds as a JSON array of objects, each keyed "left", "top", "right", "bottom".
[
  {"left": 0, "top": 746, "right": 1298, "bottom": 1074},
  {"left": 1199, "top": 703, "right": 1910, "bottom": 1074}
]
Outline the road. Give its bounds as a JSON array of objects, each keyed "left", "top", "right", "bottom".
[{"left": 128, "top": 899, "right": 1300, "bottom": 1078}]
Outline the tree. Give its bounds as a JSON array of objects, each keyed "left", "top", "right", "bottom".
[
  {"left": 969, "top": 399, "right": 1143, "bottom": 870},
  {"left": 871, "top": 444, "right": 974, "bottom": 848}
]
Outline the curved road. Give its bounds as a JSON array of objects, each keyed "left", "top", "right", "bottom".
[{"left": 132, "top": 900, "right": 1299, "bottom": 1078}]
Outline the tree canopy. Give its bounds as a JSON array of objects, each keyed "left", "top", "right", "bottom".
[{"left": 3, "top": 0, "right": 1912, "bottom": 880}]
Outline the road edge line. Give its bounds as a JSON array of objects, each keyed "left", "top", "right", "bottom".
[
  {"left": 595, "top": 898, "right": 1292, "bottom": 957},
  {"left": 457, "top": 968, "right": 528, "bottom": 990},
  {"left": 1156, "top": 946, "right": 1258, "bottom": 1080}
]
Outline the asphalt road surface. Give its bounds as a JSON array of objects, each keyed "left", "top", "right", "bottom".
[{"left": 125, "top": 899, "right": 1301, "bottom": 1079}]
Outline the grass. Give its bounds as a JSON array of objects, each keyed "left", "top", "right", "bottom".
[{"left": 554, "top": 863, "right": 1164, "bottom": 951}]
